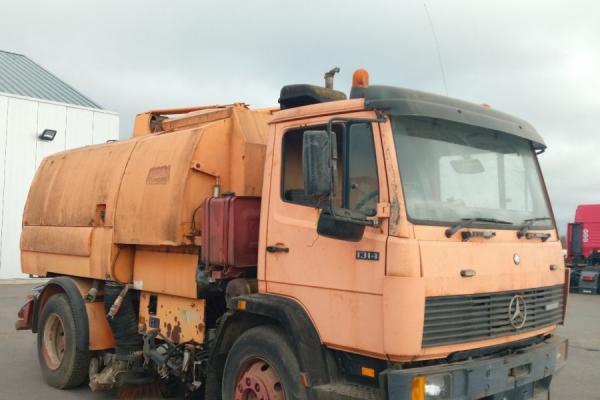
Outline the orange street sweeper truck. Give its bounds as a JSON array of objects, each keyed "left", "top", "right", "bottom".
[{"left": 16, "top": 69, "right": 568, "bottom": 400}]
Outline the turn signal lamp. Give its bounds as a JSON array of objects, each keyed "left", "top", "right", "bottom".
[
  {"left": 352, "top": 68, "right": 370, "bottom": 88},
  {"left": 360, "top": 366, "right": 375, "bottom": 378},
  {"left": 411, "top": 376, "right": 426, "bottom": 400}
]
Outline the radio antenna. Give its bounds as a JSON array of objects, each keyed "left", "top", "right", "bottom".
[{"left": 424, "top": 3, "right": 449, "bottom": 95}]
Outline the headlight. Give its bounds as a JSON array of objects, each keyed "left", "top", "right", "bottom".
[{"left": 411, "top": 374, "right": 452, "bottom": 400}]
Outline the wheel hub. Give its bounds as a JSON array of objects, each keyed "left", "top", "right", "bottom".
[
  {"left": 235, "top": 359, "right": 284, "bottom": 400},
  {"left": 42, "top": 313, "right": 66, "bottom": 370}
]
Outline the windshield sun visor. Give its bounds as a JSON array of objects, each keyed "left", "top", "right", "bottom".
[{"left": 362, "top": 85, "right": 546, "bottom": 150}]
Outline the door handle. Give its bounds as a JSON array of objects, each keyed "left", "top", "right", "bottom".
[{"left": 266, "top": 245, "right": 289, "bottom": 253}]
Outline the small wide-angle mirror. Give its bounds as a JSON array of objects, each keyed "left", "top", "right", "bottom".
[
  {"left": 303, "top": 130, "right": 332, "bottom": 197},
  {"left": 450, "top": 158, "right": 484, "bottom": 174},
  {"left": 317, "top": 210, "right": 366, "bottom": 242}
]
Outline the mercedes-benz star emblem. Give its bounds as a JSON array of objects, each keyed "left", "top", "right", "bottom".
[{"left": 508, "top": 295, "right": 527, "bottom": 329}]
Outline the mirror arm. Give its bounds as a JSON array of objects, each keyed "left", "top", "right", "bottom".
[
  {"left": 368, "top": 218, "right": 382, "bottom": 228},
  {"left": 327, "top": 206, "right": 384, "bottom": 228},
  {"left": 325, "top": 114, "right": 386, "bottom": 132},
  {"left": 366, "top": 202, "right": 391, "bottom": 227},
  {"left": 331, "top": 213, "right": 379, "bottom": 227}
]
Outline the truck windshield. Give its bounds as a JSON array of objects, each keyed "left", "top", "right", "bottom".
[{"left": 392, "top": 116, "right": 553, "bottom": 229}]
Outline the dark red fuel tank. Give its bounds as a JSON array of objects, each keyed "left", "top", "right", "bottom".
[{"left": 202, "top": 195, "right": 261, "bottom": 271}]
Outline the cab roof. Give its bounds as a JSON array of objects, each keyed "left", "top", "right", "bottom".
[
  {"left": 362, "top": 85, "right": 545, "bottom": 149},
  {"left": 273, "top": 83, "right": 545, "bottom": 150}
]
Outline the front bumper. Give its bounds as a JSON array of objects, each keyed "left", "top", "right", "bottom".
[{"left": 382, "top": 335, "right": 567, "bottom": 400}]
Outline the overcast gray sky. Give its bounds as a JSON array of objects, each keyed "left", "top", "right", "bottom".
[{"left": 1, "top": 0, "right": 598, "bottom": 235}]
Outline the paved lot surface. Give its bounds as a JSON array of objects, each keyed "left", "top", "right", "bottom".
[
  {"left": 552, "top": 292, "right": 600, "bottom": 399},
  {"left": 1, "top": 282, "right": 599, "bottom": 399}
]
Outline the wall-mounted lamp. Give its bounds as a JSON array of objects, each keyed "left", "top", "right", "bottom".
[{"left": 39, "top": 129, "right": 57, "bottom": 141}]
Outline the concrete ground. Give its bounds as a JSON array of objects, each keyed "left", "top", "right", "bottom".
[
  {"left": 0, "top": 282, "right": 598, "bottom": 399},
  {"left": 552, "top": 292, "right": 600, "bottom": 399}
]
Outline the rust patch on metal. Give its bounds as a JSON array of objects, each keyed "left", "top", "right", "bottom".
[
  {"left": 138, "top": 293, "right": 206, "bottom": 344},
  {"left": 390, "top": 198, "right": 400, "bottom": 232},
  {"left": 171, "top": 323, "right": 181, "bottom": 342},
  {"left": 383, "top": 146, "right": 402, "bottom": 233},
  {"left": 146, "top": 165, "right": 171, "bottom": 185}
]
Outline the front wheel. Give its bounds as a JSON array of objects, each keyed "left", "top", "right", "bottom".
[
  {"left": 37, "top": 293, "right": 90, "bottom": 389},
  {"left": 222, "top": 326, "right": 308, "bottom": 400}
]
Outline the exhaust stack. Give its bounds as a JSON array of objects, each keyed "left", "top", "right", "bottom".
[{"left": 324, "top": 67, "right": 340, "bottom": 89}]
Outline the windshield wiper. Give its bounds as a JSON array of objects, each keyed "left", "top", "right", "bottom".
[
  {"left": 445, "top": 217, "right": 513, "bottom": 238},
  {"left": 517, "top": 217, "right": 552, "bottom": 239}
]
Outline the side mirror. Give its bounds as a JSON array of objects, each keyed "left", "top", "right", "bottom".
[{"left": 303, "top": 130, "right": 333, "bottom": 198}]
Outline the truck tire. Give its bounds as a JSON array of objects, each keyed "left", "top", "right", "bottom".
[
  {"left": 222, "top": 325, "right": 308, "bottom": 400},
  {"left": 37, "top": 293, "right": 91, "bottom": 389}
]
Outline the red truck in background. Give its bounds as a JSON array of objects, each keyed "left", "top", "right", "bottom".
[{"left": 567, "top": 204, "right": 600, "bottom": 293}]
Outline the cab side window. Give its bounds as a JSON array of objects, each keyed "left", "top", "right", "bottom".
[
  {"left": 281, "top": 122, "right": 378, "bottom": 214},
  {"left": 282, "top": 128, "right": 315, "bottom": 206}
]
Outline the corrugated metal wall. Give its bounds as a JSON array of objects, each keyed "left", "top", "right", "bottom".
[{"left": 0, "top": 94, "right": 119, "bottom": 279}]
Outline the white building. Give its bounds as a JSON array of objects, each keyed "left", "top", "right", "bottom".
[{"left": 0, "top": 50, "right": 119, "bottom": 279}]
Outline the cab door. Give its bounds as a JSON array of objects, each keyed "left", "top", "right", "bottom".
[{"left": 264, "top": 112, "right": 390, "bottom": 356}]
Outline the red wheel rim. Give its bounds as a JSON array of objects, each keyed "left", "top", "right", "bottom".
[
  {"left": 235, "top": 358, "right": 284, "bottom": 400},
  {"left": 42, "top": 313, "right": 66, "bottom": 370}
]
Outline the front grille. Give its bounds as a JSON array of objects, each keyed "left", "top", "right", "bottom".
[{"left": 423, "top": 285, "right": 564, "bottom": 347}]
